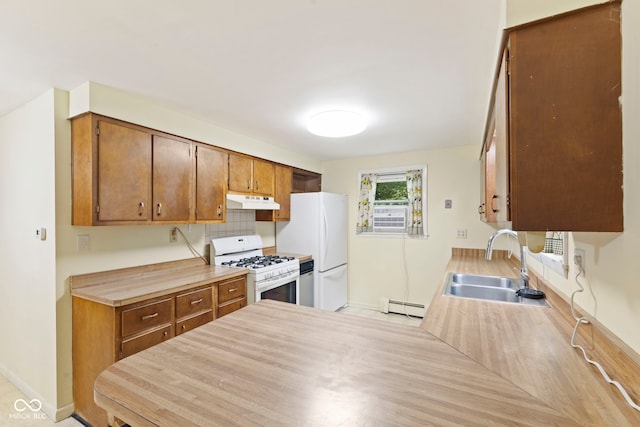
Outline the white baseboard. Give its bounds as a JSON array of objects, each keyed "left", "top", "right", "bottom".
[{"left": 0, "top": 362, "right": 74, "bottom": 422}]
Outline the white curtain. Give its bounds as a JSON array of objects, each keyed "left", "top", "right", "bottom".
[
  {"left": 406, "top": 169, "right": 424, "bottom": 236},
  {"left": 356, "top": 173, "right": 377, "bottom": 233}
]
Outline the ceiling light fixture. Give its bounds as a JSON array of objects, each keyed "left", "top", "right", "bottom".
[{"left": 307, "top": 110, "right": 367, "bottom": 138}]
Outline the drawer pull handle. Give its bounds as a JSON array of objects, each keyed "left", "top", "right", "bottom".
[
  {"left": 156, "top": 202, "right": 162, "bottom": 216},
  {"left": 138, "top": 202, "right": 145, "bottom": 216},
  {"left": 228, "top": 288, "right": 238, "bottom": 293},
  {"left": 141, "top": 312, "right": 158, "bottom": 320},
  {"left": 190, "top": 298, "right": 203, "bottom": 305},
  {"left": 181, "top": 325, "right": 186, "bottom": 330},
  {"left": 163, "top": 331, "right": 168, "bottom": 337}
]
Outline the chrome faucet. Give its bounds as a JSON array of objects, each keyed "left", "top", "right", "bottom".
[{"left": 486, "top": 229, "right": 529, "bottom": 288}]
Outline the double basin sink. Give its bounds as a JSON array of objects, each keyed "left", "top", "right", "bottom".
[{"left": 443, "top": 273, "right": 548, "bottom": 307}]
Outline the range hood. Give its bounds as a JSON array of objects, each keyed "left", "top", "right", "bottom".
[{"left": 226, "top": 194, "right": 280, "bottom": 210}]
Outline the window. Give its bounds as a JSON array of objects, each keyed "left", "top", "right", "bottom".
[
  {"left": 529, "top": 231, "right": 569, "bottom": 278},
  {"left": 356, "top": 166, "right": 427, "bottom": 237}
]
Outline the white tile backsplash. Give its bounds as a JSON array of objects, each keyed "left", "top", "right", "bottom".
[{"left": 205, "top": 210, "right": 256, "bottom": 240}]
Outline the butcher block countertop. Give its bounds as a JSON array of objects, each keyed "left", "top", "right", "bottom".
[
  {"left": 422, "top": 248, "right": 640, "bottom": 427},
  {"left": 92, "top": 250, "right": 640, "bottom": 426},
  {"left": 95, "top": 299, "right": 576, "bottom": 427},
  {"left": 70, "top": 258, "right": 248, "bottom": 307}
]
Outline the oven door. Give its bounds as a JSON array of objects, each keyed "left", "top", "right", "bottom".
[{"left": 256, "top": 277, "right": 300, "bottom": 305}]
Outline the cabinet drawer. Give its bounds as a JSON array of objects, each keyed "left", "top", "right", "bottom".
[
  {"left": 122, "top": 298, "right": 173, "bottom": 337},
  {"left": 176, "top": 287, "right": 212, "bottom": 318},
  {"left": 176, "top": 311, "right": 213, "bottom": 335},
  {"left": 121, "top": 324, "right": 173, "bottom": 359},
  {"left": 217, "top": 299, "right": 246, "bottom": 318},
  {"left": 218, "top": 277, "right": 246, "bottom": 304}
]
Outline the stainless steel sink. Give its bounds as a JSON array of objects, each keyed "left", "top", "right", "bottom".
[{"left": 443, "top": 273, "right": 548, "bottom": 307}]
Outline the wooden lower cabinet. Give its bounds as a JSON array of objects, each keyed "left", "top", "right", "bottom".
[
  {"left": 72, "top": 278, "right": 246, "bottom": 427},
  {"left": 216, "top": 275, "right": 247, "bottom": 317}
]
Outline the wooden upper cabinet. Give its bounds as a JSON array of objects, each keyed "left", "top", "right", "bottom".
[
  {"left": 228, "top": 154, "right": 253, "bottom": 192},
  {"left": 228, "top": 153, "right": 275, "bottom": 196},
  {"left": 292, "top": 168, "right": 322, "bottom": 193},
  {"left": 71, "top": 113, "right": 319, "bottom": 226},
  {"left": 72, "top": 115, "right": 153, "bottom": 225},
  {"left": 482, "top": 2, "right": 622, "bottom": 231},
  {"left": 480, "top": 53, "right": 509, "bottom": 226},
  {"left": 72, "top": 114, "right": 195, "bottom": 225},
  {"left": 152, "top": 135, "right": 193, "bottom": 223},
  {"left": 253, "top": 159, "right": 275, "bottom": 195},
  {"left": 97, "top": 120, "right": 152, "bottom": 222},
  {"left": 195, "top": 144, "right": 228, "bottom": 222},
  {"left": 256, "top": 164, "right": 292, "bottom": 222}
]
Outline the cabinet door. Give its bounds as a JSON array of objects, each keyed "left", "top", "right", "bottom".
[
  {"left": 253, "top": 159, "right": 274, "bottom": 195},
  {"left": 152, "top": 135, "right": 193, "bottom": 222},
  {"left": 196, "top": 145, "right": 228, "bottom": 222},
  {"left": 256, "top": 164, "right": 292, "bottom": 222},
  {"left": 228, "top": 154, "right": 253, "bottom": 192},
  {"left": 507, "top": 4, "right": 622, "bottom": 231},
  {"left": 97, "top": 120, "right": 152, "bottom": 222},
  {"left": 274, "top": 165, "right": 292, "bottom": 220}
]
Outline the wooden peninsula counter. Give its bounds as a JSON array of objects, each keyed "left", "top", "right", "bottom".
[{"left": 95, "top": 300, "right": 574, "bottom": 426}]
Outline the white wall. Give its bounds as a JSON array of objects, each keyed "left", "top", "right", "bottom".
[
  {"left": 69, "top": 81, "right": 322, "bottom": 173},
  {"left": 0, "top": 90, "right": 59, "bottom": 417},
  {"left": 321, "top": 145, "right": 499, "bottom": 309},
  {"left": 506, "top": 0, "right": 602, "bottom": 26}
]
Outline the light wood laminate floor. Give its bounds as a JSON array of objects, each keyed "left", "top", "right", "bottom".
[{"left": 0, "top": 374, "right": 82, "bottom": 426}]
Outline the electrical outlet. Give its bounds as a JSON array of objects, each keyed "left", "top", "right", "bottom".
[
  {"left": 445, "top": 199, "right": 452, "bottom": 209},
  {"left": 456, "top": 229, "right": 468, "bottom": 239},
  {"left": 574, "top": 248, "right": 585, "bottom": 272},
  {"left": 170, "top": 228, "right": 178, "bottom": 242}
]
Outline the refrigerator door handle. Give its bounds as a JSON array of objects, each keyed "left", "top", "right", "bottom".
[{"left": 322, "top": 207, "right": 329, "bottom": 263}]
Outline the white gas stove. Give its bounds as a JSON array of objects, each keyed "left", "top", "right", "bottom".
[{"left": 211, "top": 235, "right": 300, "bottom": 305}]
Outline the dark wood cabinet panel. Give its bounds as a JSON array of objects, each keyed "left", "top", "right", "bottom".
[{"left": 481, "top": 2, "right": 622, "bottom": 231}]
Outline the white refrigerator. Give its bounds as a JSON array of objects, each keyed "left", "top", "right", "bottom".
[{"left": 276, "top": 192, "right": 348, "bottom": 311}]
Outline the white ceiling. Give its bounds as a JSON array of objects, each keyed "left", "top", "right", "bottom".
[{"left": 0, "top": 0, "right": 504, "bottom": 160}]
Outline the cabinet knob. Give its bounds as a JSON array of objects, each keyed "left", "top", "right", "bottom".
[
  {"left": 163, "top": 331, "right": 168, "bottom": 337},
  {"left": 181, "top": 325, "right": 186, "bottom": 330}
]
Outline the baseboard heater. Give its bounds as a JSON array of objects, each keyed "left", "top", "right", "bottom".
[{"left": 379, "top": 297, "right": 426, "bottom": 318}]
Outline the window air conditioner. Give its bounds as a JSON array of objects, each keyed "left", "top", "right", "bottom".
[{"left": 373, "top": 206, "right": 407, "bottom": 231}]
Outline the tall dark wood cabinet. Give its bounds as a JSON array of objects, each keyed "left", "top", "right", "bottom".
[{"left": 480, "top": 1, "right": 622, "bottom": 231}]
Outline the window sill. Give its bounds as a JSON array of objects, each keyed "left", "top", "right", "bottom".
[
  {"left": 529, "top": 251, "right": 568, "bottom": 278},
  {"left": 356, "top": 232, "right": 429, "bottom": 240}
]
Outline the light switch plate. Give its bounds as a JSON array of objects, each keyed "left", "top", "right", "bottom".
[{"left": 77, "top": 235, "right": 90, "bottom": 252}]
